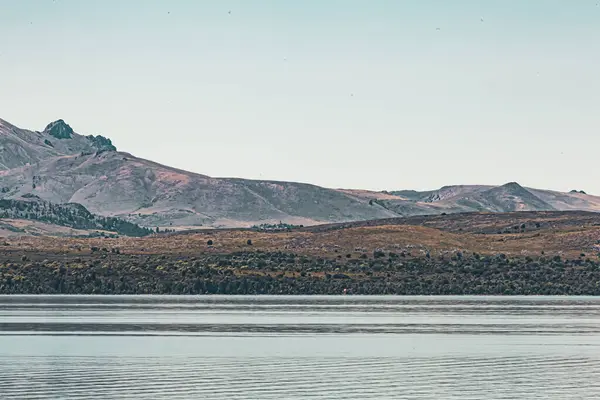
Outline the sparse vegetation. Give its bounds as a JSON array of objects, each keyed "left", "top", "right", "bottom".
[
  {"left": 2, "top": 211, "right": 600, "bottom": 295},
  {"left": 251, "top": 222, "right": 304, "bottom": 231},
  {"left": 0, "top": 199, "right": 152, "bottom": 237}
]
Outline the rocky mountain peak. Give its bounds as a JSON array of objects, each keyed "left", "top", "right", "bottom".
[
  {"left": 43, "top": 119, "right": 74, "bottom": 139},
  {"left": 86, "top": 134, "right": 117, "bottom": 152}
]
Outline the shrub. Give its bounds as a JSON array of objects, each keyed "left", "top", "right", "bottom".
[{"left": 373, "top": 250, "right": 385, "bottom": 258}]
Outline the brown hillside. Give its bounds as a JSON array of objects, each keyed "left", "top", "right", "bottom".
[{"left": 4, "top": 211, "right": 600, "bottom": 260}]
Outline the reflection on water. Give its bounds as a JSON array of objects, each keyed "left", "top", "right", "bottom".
[{"left": 1, "top": 296, "right": 599, "bottom": 399}]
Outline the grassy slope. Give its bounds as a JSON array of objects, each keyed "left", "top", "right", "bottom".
[{"left": 4, "top": 211, "right": 599, "bottom": 259}]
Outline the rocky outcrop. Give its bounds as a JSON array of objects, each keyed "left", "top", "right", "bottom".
[
  {"left": 0, "top": 118, "right": 117, "bottom": 170},
  {"left": 44, "top": 119, "right": 74, "bottom": 139},
  {"left": 86, "top": 134, "right": 116, "bottom": 152}
]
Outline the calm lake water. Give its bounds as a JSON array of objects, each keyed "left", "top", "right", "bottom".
[{"left": 1, "top": 296, "right": 599, "bottom": 399}]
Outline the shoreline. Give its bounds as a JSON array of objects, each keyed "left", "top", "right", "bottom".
[{"left": 2, "top": 251, "right": 599, "bottom": 296}]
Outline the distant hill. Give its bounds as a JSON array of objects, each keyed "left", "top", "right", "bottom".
[
  {"left": 366, "top": 182, "right": 600, "bottom": 217},
  {"left": 0, "top": 197, "right": 153, "bottom": 237},
  {"left": 0, "top": 117, "right": 599, "bottom": 229}
]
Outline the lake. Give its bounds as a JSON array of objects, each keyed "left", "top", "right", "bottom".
[{"left": 0, "top": 295, "right": 599, "bottom": 399}]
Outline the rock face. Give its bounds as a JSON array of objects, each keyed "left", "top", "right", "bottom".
[
  {"left": 1, "top": 117, "right": 600, "bottom": 229},
  {"left": 86, "top": 135, "right": 116, "bottom": 152},
  {"left": 44, "top": 119, "right": 74, "bottom": 139}
]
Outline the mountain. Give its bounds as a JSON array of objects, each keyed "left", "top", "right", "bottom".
[
  {"left": 0, "top": 117, "right": 599, "bottom": 229},
  {"left": 0, "top": 118, "right": 115, "bottom": 170},
  {"left": 467, "top": 182, "right": 553, "bottom": 212},
  {"left": 527, "top": 188, "right": 600, "bottom": 211},
  {"left": 0, "top": 118, "right": 397, "bottom": 227},
  {"left": 375, "top": 182, "right": 600, "bottom": 216},
  {"left": 0, "top": 150, "right": 398, "bottom": 227}
]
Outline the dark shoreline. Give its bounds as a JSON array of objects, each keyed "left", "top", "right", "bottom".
[{"left": 2, "top": 251, "right": 600, "bottom": 295}]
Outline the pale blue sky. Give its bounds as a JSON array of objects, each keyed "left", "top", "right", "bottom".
[{"left": 1, "top": 0, "right": 599, "bottom": 193}]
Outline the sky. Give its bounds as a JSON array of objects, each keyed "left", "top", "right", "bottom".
[{"left": 0, "top": 0, "right": 599, "bottom": 193}]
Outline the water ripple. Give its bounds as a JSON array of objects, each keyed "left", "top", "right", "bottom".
[{"left": 1, "top": 295, "right": 599, "bottom": 399}]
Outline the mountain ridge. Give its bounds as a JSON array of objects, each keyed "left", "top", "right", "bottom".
[
  {"left": 0, "top": 117, "right": 599, "bottom": 228},
  {"left": 368, "top": 182, "right": 600, "bottom": 218}
]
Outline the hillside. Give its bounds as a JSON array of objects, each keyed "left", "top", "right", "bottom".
[
  {"left": 0, "top": 142, "right": 396, "bottom": 228},
  {"left": 3, "top": 211, "right": 600, "bottom": 295},
  {"left": 9, "top": 210, "right": 600, "bottom": 259},
  {"left": 0, "top": 197, "right": 153, "bottom": 237},
  {"left": 0, "top": 219, "right": 111, "bottom": 238}
]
